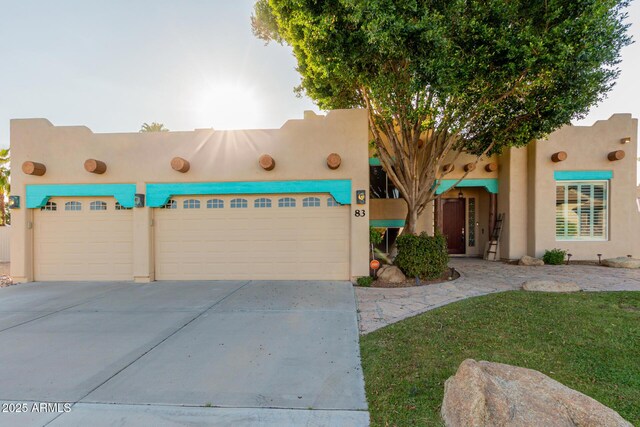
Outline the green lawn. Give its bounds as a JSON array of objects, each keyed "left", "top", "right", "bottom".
[{"left": 360, "top": 291, "right": 640, "bottom": 426}]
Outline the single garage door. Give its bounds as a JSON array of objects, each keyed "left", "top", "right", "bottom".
[
  {"left": 34, "top": 197, "right": 134, "bottom": 281},
  {"left": 154, "top": 194, "right": 350, "bottom": 280}
]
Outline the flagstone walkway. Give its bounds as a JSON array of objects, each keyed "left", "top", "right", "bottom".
[{"left": 356, "top": 258, "right": 640, "bottom": 334}]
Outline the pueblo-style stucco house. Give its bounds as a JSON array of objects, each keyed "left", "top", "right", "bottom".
[
  {"left": 9, "top": 110, "right": 640, "bottom": 283},
  {"left": 371, "top": 113, "right": 640, "bottom": 261}
]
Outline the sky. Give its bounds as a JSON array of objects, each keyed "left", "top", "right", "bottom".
[{"left": 1, "top": 0, "right": 640, "bottom": 158}]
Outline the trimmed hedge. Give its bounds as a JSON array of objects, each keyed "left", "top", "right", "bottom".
[{"left": 394, "top": 232, "right": 449, "bottom": 280}]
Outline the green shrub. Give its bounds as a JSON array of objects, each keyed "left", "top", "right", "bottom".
[
  {"left": 357, "top": 276, "right": 374, "bottom": 287},
  {"left": 543, "top": 248, "right": 567, "bottom": 265},
  {"left": 394, "top": 232, "right": 449, "bottom": 280}
]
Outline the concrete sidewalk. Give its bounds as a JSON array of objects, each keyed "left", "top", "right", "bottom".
[{"left": 0, "top": 280, "right": 368, "bottom": 426}]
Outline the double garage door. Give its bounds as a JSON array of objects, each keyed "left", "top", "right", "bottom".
[{"left": 33, "top": 194, "right": 349, "bottom": 281}]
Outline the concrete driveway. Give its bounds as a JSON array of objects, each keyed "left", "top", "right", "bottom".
[{"left": 0, "top": 280, "right": 368, "bottom": 426}]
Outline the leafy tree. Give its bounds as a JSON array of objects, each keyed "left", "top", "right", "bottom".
[
  {"left": 140, "top": 122, "right": 169, "bottom": 132},
  {"left": 0, "top": 149, "right": 10, "bottom": 226},
  {"left": 252, "top": 0, "right": 631, "bottom": 234}
]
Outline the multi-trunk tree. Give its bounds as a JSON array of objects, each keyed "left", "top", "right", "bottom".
[{"left": 253, "top": 0, "right": 631, "bottom": 234}]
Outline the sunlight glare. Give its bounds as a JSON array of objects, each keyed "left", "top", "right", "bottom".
[{"left": 196, "top": 81, "right": 264, "bottom": 130}]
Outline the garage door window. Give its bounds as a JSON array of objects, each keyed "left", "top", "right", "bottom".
[
  {"left": 230, "top": 198, "right": 248, "bottom": 208},
  {"left": 254, "top": 198, "right": 272, "bottom": 208},
  {"left": 161, "top": 199, "right": 177, "bottom": 209},
  {"left": 303, "top": 197, "right": 320, "bottom": 207},
  {"left": 41, "top": 201, "right": 57, "bottom": 211},
  {"left": 327, "top": 197, "right": 340, "bottom": 207},
  {"left": 184, "top": 199, "right": 201, "bottom": 209},
  {"left": 90, "top": 201, "right": 107, "bottom": 211},
  {"left": 207, "top": 199, "right": 224, "bottom": 209},
  {"left": 115, "top": 202, "right": 132, "bottom": 210},
  {"left": 278, "top": 197, "right": 296, "bottom": 208},
  {"left": 65, "top": 201, "right": 82, "bottom": 211}
]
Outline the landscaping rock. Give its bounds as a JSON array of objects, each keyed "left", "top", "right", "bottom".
[
  {"left": 521, "top": 280, "right": 580, "bottom": 293},
  {"left": 376, "top": 265, "right": 406, "bottom": 283},
  {"left": 518, "top": 255, "right": 544, "bottom": 266},
  {"left": 602, "top": 257, "right": 640, "bottom": 269},
  {"left": 0, "top": 275, "right": 13, "bottom": 288},
  {"left": 441, "top": 359, "right": 632, "bottom": 427}
]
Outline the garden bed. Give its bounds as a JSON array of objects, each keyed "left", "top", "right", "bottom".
[{"left": 365, "top": 267, "right": 460, "bottom": 288}]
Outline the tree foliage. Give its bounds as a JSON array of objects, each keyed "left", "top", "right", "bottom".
[
  {"left": 140, "top": 122, "right": 169, "bottom": 132},
  {"left": 253, "top": 0, "right": 631, "bottom": 233}
]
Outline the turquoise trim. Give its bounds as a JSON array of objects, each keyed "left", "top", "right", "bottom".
[
  {"left": 369, "top": 158, "right": 381, "bottom": 166},
  {"left": 370, "top": 219, "right": 406, "bottom": 228},
  {"left": 436, "top": 178, "right": 499, "bottom": 195},
  {"left": 554, "top": 170, "right": 612, "bottom": 181},
  {"left": 146, "top": 180, "right": 352, "bottom": 207},
  {"left": 26, "top": 184, "right": 137, "bottom": 208}
]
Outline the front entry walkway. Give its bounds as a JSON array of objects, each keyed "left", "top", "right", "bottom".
[{"left": 356, "top": 258, "right": 640, "bottom": 334}]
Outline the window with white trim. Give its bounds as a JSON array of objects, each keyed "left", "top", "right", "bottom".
[
  {"left": 556, "top": 181, "right": 608, "bottom": 241},
  {"left": 207, "top": 199, "right": 224, "bottom": 209},
  {"left": 65, "top": 201, "right": 82, "bottom": 211},
  {"left": 41, "top": 201, "right": 57, "bottom": 211},
  {"left": 230, "top": 198, "right": 248, "bottom": 208},
  {"left": 278, "top": 197, "right": 296, "bottom": 208},
  {"left": 160, "top": 199, "right": 177, "bottom": 209},
  {"left": 183, "top": 199, "right": 201, "bottom": 209},
  {"left": 327, "top": 197, "right": 340, "bottom": 207},
  {"left": 302, "top": 197, "right": 320, "bottom": 207},
  {"left": 254, "top": 198, "right": 272, "bottom": 208},
  {"left": 90, "top": 201, "right": 107, "bottom": 211}
]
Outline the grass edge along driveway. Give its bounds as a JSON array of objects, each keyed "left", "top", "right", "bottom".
[{"left": 360, "top": 291, "right": 640, "bottom": 427}]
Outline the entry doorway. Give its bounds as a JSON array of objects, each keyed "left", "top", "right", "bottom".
[{"left": 442, "top": 198, "right": 465, "bottom": 254}]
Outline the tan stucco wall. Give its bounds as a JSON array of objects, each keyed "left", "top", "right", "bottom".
[
  {"left": 11, "top": 109, "right": 370, "bottom": 282},
  {"left": 529, "top": 114, "right": 639, "bottom": 260}
]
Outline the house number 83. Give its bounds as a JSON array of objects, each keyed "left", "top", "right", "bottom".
[{"left": 354, "top": 209, "right": 366, "bottom": 217}]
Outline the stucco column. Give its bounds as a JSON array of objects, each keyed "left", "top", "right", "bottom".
[
  {"left": 132, "top": 186, "right": 153, "bottom": 282},
  {"left": 10, "top": 200, "right": 33, "bottom": 283},
  {"left": 489, "top": 193, "right": 497, "bottom": 234}
]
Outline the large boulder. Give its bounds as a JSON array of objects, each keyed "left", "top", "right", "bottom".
[
  {"left": 602, "top": 257, "right": 640, "bottom": 269},
  {"left": 518, "top": 255, "right": 544, "bottom": 266},
  {"left": 442, "top": 359, "right": 632, "bottom": 427},
  {"left": 522, "top": 280, "right": 581, "bottom": 293},
  {"left": 376, "top": 265, "right": 406, "bottom": 283}
]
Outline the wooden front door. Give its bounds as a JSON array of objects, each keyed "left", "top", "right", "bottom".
[{"left": 442, "top": 199, "right": 465, "bottom": 254}]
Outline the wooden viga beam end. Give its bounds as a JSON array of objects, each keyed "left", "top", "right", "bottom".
[
  {"left": 171, "top": 157, "right": 190, "bottom": 173},
  {"left": 608, "top": 150, "right": 625, "bottom": 161},
  {"left": 443, "top": 163, "right": 455, "bottom": 173},
  {"left": 326, "top": 153, "right": 342, "bottom": 170},
  {"left": 84, "top": 159, "right": 107, "bottom": 174},
  {"left": 259, "top": 154, "right": 276, "bottom": 171},
  {"left": 551, "top": 151, "right": 567, "bottom": 162},
  {"left": 22, "top": 161, "right": 46, "bottom": 176},
  {"left": 484, "top": 162, "right": 498, "bottom": 172}
]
